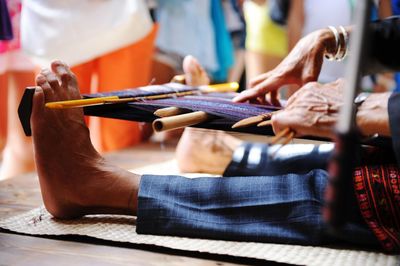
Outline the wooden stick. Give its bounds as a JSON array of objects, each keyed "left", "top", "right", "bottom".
[
  {"left": 232, "top": 112, "right": 275, "bottom": 129},
  {"left": 270, "top": 127, "right": 294, "bottom": 145},
  {"left": 153, "top": 107, "right": 189, "bottom": 117},
  {"left": 152, "top": 111, "right": 210, "bottom": 132},
  {"left": 257, "top": 120, "right": 273, "bottom": 127},
  {"left": 269, "top": 130, "right": 295, "bottom": 157}
]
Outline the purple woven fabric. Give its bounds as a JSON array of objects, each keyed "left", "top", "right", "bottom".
[
  {"left": 85, "top": 84, "right": 279, "bottom": 122},
  {"left": 130, "top": 95, "right": 278, "bottom": 121},
  {"left": 86, "top": 83, "right": 199, "bottom": 98},
  {"left": 83, "top": 84, "right": 280, "bottom": 135}
]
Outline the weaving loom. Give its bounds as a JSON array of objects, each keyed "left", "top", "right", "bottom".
[
  {"left": 18, "top": 83, "right": 392, "bottom": 149},
  {"left": 18, "top": 83, "right": 280, "bottom": 137}
]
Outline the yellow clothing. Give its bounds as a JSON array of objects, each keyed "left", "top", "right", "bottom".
[{"left": 244, "top": 0, "right": 288, "bottom": 57}]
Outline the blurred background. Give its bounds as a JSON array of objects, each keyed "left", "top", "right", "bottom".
[{"left": 0, "top": 0, "right": 399, "bottom": 180}]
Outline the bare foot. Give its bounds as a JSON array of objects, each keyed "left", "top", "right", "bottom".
[
  {"left": 182, "top": 55, "right": 210, "bottom": 86},
  {"left": 175, "top": 56, "right": 242, "bottom": 174},
  {"left": 31, "top": 61, "right": 140, "bottom": 218},
  {"left": 176, "top": 128, "right": 242, "bottom": 174}
]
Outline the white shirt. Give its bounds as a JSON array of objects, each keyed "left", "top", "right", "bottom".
[{"left": 21, "top": 0, "right": 153, "bottom": 67}]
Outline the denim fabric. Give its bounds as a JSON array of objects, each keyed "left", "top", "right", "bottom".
[{"left": 137, "top": 171, "right": 378, "bottom": 247}]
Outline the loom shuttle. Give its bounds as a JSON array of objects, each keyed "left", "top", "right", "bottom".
[{"left": 154, "top": 107, "right": 188, "bottom": 117}]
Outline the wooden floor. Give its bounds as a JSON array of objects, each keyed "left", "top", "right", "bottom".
[{"left": 0, "top": 141, "right": 279, "bottom": 266}]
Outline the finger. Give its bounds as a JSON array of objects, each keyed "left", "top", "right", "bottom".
[
  {"left": 248, "top": 72, "right": 271, "bottom": 88},
  {"left": 269, "top": 91, "right": 281, "bottom": 107},
  {"left": 233, "top": 83, "right": 273, "bottom": 103},
  {"left": 258, "top": 96, "right": 267, "bottom": 105}
]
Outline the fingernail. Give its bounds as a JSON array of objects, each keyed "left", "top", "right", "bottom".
[{"left": 35, "top": 86, "right": 43, "bottom": 93}]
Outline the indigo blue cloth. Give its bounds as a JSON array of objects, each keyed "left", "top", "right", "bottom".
[{"left": 137, "top": 171, "right": 378, "bottom": 247}]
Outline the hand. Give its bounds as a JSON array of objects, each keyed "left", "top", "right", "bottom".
[
  {"left": 233, "top": 29, "right": 337, "bottom": 105},
  {"left": 271, "top": 79, "right": 344, "bottom": 139}
]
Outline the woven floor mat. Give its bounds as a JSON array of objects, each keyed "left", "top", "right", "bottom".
[{"left": 0, "top": 207, "right": 398, "bottom": 266}]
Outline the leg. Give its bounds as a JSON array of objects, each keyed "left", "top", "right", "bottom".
[
  {"left": 31, "top": 61, "right": 140, "bottom": 218},
  {"left": 0, "top": 73, "right": 7, "bottom": 152},
  {"left": 0, "top": 71, "right": 36, "bottom": 180},
  {"left": 137, "top": 171, "right": 378, "bottom": 247}
]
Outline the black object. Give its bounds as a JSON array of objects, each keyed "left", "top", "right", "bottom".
[
  {"left": 0, "top": 0, "right": 13, "bottom": 40},
  {"left": 324, "top": 0, "right": 372, "bottom": 229}
]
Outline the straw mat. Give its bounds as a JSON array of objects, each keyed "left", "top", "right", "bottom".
[{"left": 0, "top": 161, "right": 399, "bottom": 265}]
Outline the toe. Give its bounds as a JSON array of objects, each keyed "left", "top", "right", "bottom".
[
  {"left": 41, "top": 68, "right": 61, "bottom": 93},
  {"left": 36, "top": 73, "right": 55, "bottom": 102},
  {"left": 51, "top": 60, "right": 77, "bottom": 86},
  {"left": 183, "top": 55, "right": 209, "bottom": 86},
  {"left": 31, "top": 86, "right": 44, "bottom": 112},
  {"left": 51, "top": 60, "right": 80, "bottom": 97}
]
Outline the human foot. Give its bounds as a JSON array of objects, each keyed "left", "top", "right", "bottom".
[
  {"left": 182, "top": 55, "right": 210, "bottom": 86},
  {"left": 176, "top": 128, "right": 242, "bottom": 175},
  {"left": 31, "top": 61, "right": 140, "bottom": 219},
  {"left": 176, "top": 57, "right": 242, "bottom": 174}
]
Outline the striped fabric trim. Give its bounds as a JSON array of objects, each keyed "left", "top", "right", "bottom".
[{"left": 354, "top": 164, "right": 400, "bottom": 253}]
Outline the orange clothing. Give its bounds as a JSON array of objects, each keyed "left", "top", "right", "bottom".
[{"left": 72, "top": 26, "right": 157, "bottom": 152}]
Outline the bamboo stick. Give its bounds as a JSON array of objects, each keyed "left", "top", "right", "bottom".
[
  {"left": 153, "top": 107, "right": 188, "bottom": 117},
  {"left": 152, "top": 111, "right": 210, "bottom": 132},
  {"left": 231, "top": 112, "right": 275, "bottom": 129}
]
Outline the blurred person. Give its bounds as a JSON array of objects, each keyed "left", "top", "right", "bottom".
[
  {"left": 151, "top": 0, "right": 234, "bottom": 84},
  {"left": 243, "top": 0, "right": 288, "bottom": 102},
  {"left": 287, "top": 0, "right": 395, "bottom": 93},
  {"left": 0, "top": 0, "right": 36, "bottom": 180},
  {"left": 287, "top": 0, "right": 352, "bottom": 85},
  {"left": 222, "top": 0, "right": 246, "bottom": 84},
  {"left": 21, "top": 0, "right": 157, "bottom": 153}
]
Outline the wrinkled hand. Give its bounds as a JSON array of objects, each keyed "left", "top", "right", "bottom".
[
  {"left": 234, "top": 29, "right": 336, "bottom": 105},
  {"left": 271, "top": 79, "right": 344, "bottom": 139}
]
